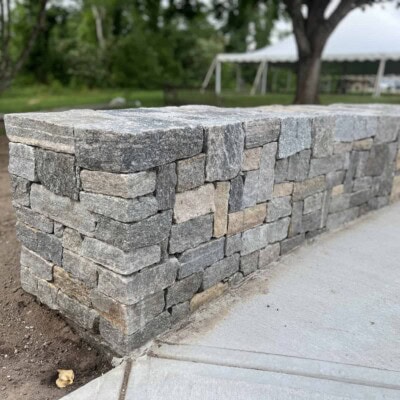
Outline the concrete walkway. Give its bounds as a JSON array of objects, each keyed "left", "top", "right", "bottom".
[{"left": 62, "top": 202, "right": 400, "bottom": 400}]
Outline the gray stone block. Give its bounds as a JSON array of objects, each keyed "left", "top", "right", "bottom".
[
  {"left": 30, "top": 184, "right": 97, "bottom": 236},
  {"left": 80, "top": 192, "right": 158, "bottom": 223},
  {"left": 362, "top": 144, "right": 389, "bottom": 177},
  {"left": 36, "top": 149, "right": 78, "bottom": 199},
  {"left": 20, "top": 266, "right": 38, "bottom": 296},
  {"left": 203, "top": 254, "right": 240, "bottom": 289},
  {"left": 329, "top": 194, "right": 351, "bottom": 213},
  {"left": 308, "top": 154, "right": 345, "bottom": 178},
  {"left": 178, "top": 238, "right": 225, "bottom": 279},
  {"left": 326, "top": 207, "right": 359, "bottom": 230},
  {"left": 303, "top": 192, "right": 323, "bottom": 214},
  {"left": 242, "top": 170, "right": 259, "bottom": 208},
  {"left": 225, "top": 233, "right": 242, "bottom": 256},
  {"left": 16, "top": 222, "right": 62, "bottom": 265},
  {"left": 62, "top": 250, "right": 98, "bottom": 288},
  {"left": 289, "top": 201, "right": 303, "bottom": 237},
  {"left": 376, "top": 116, "right": 400, "bottom": 143},
  {"left": 54, "top": 223, "right": 64, "bottom": 238},
  {"left": 302, "top": 210, "right": 322, "bottom": 232},
  {"left": 278, "top": 117, "right": 312, "bottom": 158},
  {"left": 245, "top": 118, "right": 280, "bottom": 148},
  {"left": 166, "top": 273, "right": 202, "bottom": 307},
  {"left": 259, "top": 243, "right": 280, "bottom": 268},
  {"left": 311, "top": 116, "right": 334, "bottom": 158},
  {"left": 267, "top": 196, "right": 292, "bottom": 222},
  {"left": 62, "top": 228, "right": 82, "bottom": 254},
  {"left": 82, "top": 237, "right": 160, "bottom": 275},
  {"left": 274, "top": 158, "right": 288, "bottom": 183},
  {"left": 293, "top": 176, "right": 326, "bottom": 201},
  {"left": 229, "top": 175, "right": 244, "bottom": 212},
  {"left": 350, "top": 189, "right": 371, "bottom": 207},
  {"left": 205, "top": 123, "right": 244, "bottom": 181},
  {"left": 267, "top": 217, "right": 290, "bottom": 243},
  {"left": 170, "top": 302, "right": 190, "bottom": 325},
  {"left": 258, "top": 142, "right": 277, "bottom": 202},
  {"left": 98, "top": 258, "right": 178, "bottom": 305},
  {"left": 241, "top": 224, "right": 269, "bottom": 255},
  {"left": 287, "top": 150, "right": 311, "bottom": 181},
  {"left": 280, "top": 234, "right": 305, "bottom": 255},
  {"left": 20, "top": 246, "right": 53, "bottom": 281},
  {"left": 8, "top": 143, "right": 37, "bottom": 181},
  {"left": 95, "top": 210, "right": 172, "bottom": 252},
  {"left": 326, "top": 170, "right": 345, "bottom": 188},
  {"left": 240, "top": 251, "right": 259, "bottom": 276},
  {"left": 169, "top": 214, "right": 213, "bottom": 254},
  {"left": 177, "top": 154, "right": 205, "bottom": 192},
  {"left": 10, "top": 175, "right": 30, "bottom": 206},
  {"left": 37, "top": 280, "right": 59, "bottom": 310},
  {"left": 91, "top": 290, "right": 164, "bottom": 335},
  {"left": 81, "top": 169, "right": 156, "bottom": 199},
  {"left": 15, "top": 206, "right": 54, "bottom": 233},
  {"left": 156, "top": 163, "right": 177, "bottom": 210}
]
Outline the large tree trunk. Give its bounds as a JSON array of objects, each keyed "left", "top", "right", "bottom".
[{"left": 294, "top": 53, "right": 322, "bottom": 104}]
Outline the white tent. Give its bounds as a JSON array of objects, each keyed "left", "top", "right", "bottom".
[{"left": 202, "top": 3, "right": 400, "bottom": 96}]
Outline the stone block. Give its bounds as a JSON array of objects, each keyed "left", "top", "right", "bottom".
[
  {"left": 81, "top": 237, "right": 160, "bottom": 276},
  {"left": 241, "top": 224, "right": 269, "bottom": 255},
  {"left": 259, "top": 243, "right": 280, "bottom": 268},
  {"left": 287, "top": 150, "right": 311, "bottom": 181},
  {"left": 267, "top": 217, "right": 290, "bottom": 243},
  {"left": 245, "top": 118, "right": 280, "bottom": 148},
  {"left": 91, "top": 290, "right": 164, "bottom": 335},
  {"left": 311, "top": 116, "right": 334, "bottom": 158},
  {"left": 80, "top": 192, "right": 158, "bottom": 223},
  {"left": 10, "top": 175, "right": 30, "bottom": 206},
  {"left": 227, "top": 211, "right": 244, "bottom": 236},
  {"left": 54, "top": 223, "right": 64, "bottom": 238},
  {"left": 156, "top": 163, "right": 177, "bottom": 210},
  {"left": 229, "top": 175, "right": 244, "bottom": 212},
  {"left": 353, "top": 138, "right": 373, "bottom": 151},
  {"left": 308, "top": 154, "right": 345, "bottom": 178},
  {"left": 62, "top": 228, "right": 82, "bottom": 254},
  {"left": 329, "top": 193, "right": 351, "bottom": 213},
  {"left": 62, "top": 250, "right": 98, "bottom": 288},
  {"left": 202, "top": 254, "right": 240, "bottom": 289},
  {"left": 326, "top": 170, "right": 345, "bottom": 188},
  {"left": 334, "top": 142, "right": 353, "bottom": 154},
  {"left": 169, "top": 214, "right": 213, "bottom": 254},
  {"left": 331, "top": 184, "right": 344, "bottom": 196},
  {"left": 36, "top": 149, "right": 78, "bottom": 199},
  {"left": 390, "top": 175, "right": 400, "bottom": 202},
  {"left": 170, "top": 302, "right": 190, "bottom": 325},
  {"left": 174, "top": 183, "right": 215, "bottom": 224},
  {"left": 274, "top": 158, "right": 288, "bottom": 183},
  {"left": 166, "top": 273, "right": 203, "bottom": 307},
  {"left": 240, "top": 251, "right": 259, "bottom": 276},
  {"left": 273, "top": 182, "right": 293, "bottom": 197},
  {"left": 178, "top": 238, "right": 225, "bottom": 279},
  {"left": 81, "top": 169, "right": 156, "bottom": 199},
  {"left": 98, "top": 258, "right": 178, "bottom": 305},
  {"left": 302, "top": 210, "right": 322, "bottom": 232},
  {"left": 362, "top": 144, "right": 389, "bottom": 177},
  {"left": 396, "top": 150, "right": 400, "bottom": 171},
  {"left": 280, "top": 234, "right": 305, "bottom": 255},
  {"left": 8, "top": 143, "right": 37, "bottom": 181},
  {"left": 190, "top": 282, "right": 227, "bottom": 312},
  {"left": 243, "top": 203, "right": 267, "bottom": 230},
  {"left": 350, "top": 189, "right": 371, "bottom": 207},
  {"left": 242, "top": 148, "right": 261, "bottom": 171},
  {"left": 303, "top": 192, "right": 323, "bottom": 214},
  {"left": 205, "top": 123, "right": 245, "bottom": 181},
  {"left": 30, "top": 184, "right": 97, "bottom": 236},
  {"left": 267, "top": 196, "right": 291, "bottom": 222},
  {"left": 177, "top": 154, "right": 205, "bottom": 192},
  {"left": 15, "top": 206, "right": 54, "bottom": 233},
  {"left": 289, "top": 201, "right": 303, "bottom": 237},
  {"left": 225, "top": 233, "right": 242, "bottom": 256},
  {"left": 16, "top": 222, "right": 62, "bottom": 265},
  {"left": 368, "top": 196, "right": 389, "bottom": 210},
  {"left": 57, "top": 291, "right": 98, "bottom": 331},
  {"left": 278, "top": 117, "right": 312, "bottom": 159},
  {"left": 95, "top": 210, "right": 172, "bottom": 252},
  {"left": 354, "top": 151, "right": 369, "bottom": 178},
  {"left": 258, "top": 142, "right": 277, "bottom": 202},
  {"left": 20, "top": 246, "right": 53, "bottom": 281},
  {"left": 376, "top": 116, "right": 400, "bottom": 143},
  {"left": 213, "top": 182, "right": 230, "bottom": 238},
  {"left": 326, "top": 207, "right": 359, "bottom": 230},
  {"left": 293, "top": 176, "right": 326, "bottom": 201},
  {"left": 20, "top": 266, "right": 38, "bottom": 295},
  {"left": 242, "top": 170, "right": 259, "bottom": 208},
  {"left": 37, "top": 280, "right": 58, "bottom": 310},
  {"left": 353, "top": 177, "right": 373, "bottom": 192}
]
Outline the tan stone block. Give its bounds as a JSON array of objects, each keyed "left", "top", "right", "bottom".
[
  {"left": 242, "top": 148, "right": 261, "bottom": 171},
  {"left": 227, "top": 211, "right": 244, "bottom": 236},
  {"left": 332, "top": 184, "right": 344, "bottom": 197},
  {"left": 173, "top": 183, "right": 215, "bottom": 224},
  {"left": 273, "top": 182, "right": 293, "bottom": 197},
  {"left": 190, "top": 282, "right": 227, "bottom": 312},
  {"left": 353, "top": 138, "right": 373, "bottom": 151},
  {"left": 243, "top": 203, "right": 267, "bottom": 230},
  {"left": 390, "top": 175, "right": 400, "bottom": 203},
  {"left": 334, "top": 142, "right": 352, "bottom": 154},
  {"left": 213, "top": 182, "right": 230, "bottom": 238}
]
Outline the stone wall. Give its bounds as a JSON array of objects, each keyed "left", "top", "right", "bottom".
[{"left": 5, "top": 104, "right": 400, "bottom": 355}]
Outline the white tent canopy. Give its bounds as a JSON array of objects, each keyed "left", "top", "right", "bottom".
[{"left": 202, "top": 3, "right": 400, "bottom": 96}]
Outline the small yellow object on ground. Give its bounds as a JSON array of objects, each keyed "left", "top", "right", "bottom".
[{"left": 56, "top": 369, "right": 75, "bottom": 388}]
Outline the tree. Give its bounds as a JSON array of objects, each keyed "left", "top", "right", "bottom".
[
  {"left": 0, "top": 0, "right": 48, "bottom": 93},
  {"left": 282, "top": 0, "right": 394, "bottom": 104}
]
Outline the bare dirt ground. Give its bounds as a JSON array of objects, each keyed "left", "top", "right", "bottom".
[{"left": 0, "top": 135, "right": 111, "bottom": 400}]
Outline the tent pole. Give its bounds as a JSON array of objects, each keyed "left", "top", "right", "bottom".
[
  {"left": 215, "top": 60, "right": 222, "bottom": 96},
  {"left": 235, "top": 64, "right": 242, "bottom": 92},
  {"left": 373, "top": 58, "right": 386, "bottom": 97},
  {"left": 261, "top": 62, "right": 268, "bottom": 95},
  {"left": 201, "top": 58, "right": 217, "bottom": 93},
  {"left": 251, "top": 61, "right": 266, "bottom": 96}
]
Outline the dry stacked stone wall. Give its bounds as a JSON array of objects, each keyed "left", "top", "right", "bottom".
[{"left": 5, "top": 104, "right": 400, "bottom": 355}]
